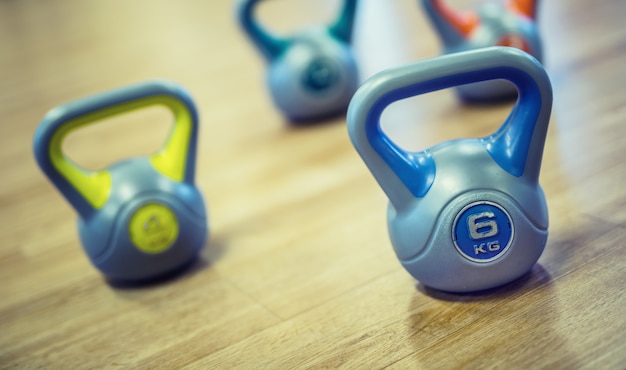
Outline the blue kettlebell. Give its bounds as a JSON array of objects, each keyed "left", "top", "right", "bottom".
[
  {"left": 33, "top": 80, "right": 208, "bottom": 283},
  {"left": 422, "top": 0, "right": 543, "bottom": 101},
  {"left": 236, "top": 0, "right": 359, "bottom": 122},
  {"left": 347, "top": 47, "right": 552, "bottom": 292}
]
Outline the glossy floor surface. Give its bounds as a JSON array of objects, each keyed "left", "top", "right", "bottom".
[{"left": 1, "top": 0, "right": 624, "bottom": 368}]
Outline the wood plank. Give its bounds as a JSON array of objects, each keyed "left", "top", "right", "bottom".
[{"left": 0, "top": 0, "right": 624, "bottom": 368}]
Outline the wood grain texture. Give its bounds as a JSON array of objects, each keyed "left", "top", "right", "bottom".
[{"left": 1, "top": 0, "right": 624, "bottom": 368}]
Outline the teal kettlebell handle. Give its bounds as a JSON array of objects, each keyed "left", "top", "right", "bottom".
[
  {"left": 347, "top": 47, "right": 552, "bottom": 209},
  {"left": 329, "top": 0, "right": 358, "bottom": 43},
  {"left": 33, "top": 80, "right": 200, "bottom": 220},
  {"left": 236, "top": 0, "right": 288, "bottom": 60},
  {"left": 236, "top": 0, "right": 357, "bottom": 60}
]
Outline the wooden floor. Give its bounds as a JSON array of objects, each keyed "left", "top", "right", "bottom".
[{"left": 1, "top": 0, "right": 624, "bottom": 368}]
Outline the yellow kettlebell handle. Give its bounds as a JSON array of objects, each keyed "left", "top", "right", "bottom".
[{"left": 34, "top": 80, "right": 199, "bottom": 218}]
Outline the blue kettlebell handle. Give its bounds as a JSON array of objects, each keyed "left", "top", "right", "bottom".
[
  {"left": 236, "top": 0, "right": 357, "bottom": 60},
  {"left": 347, "top": 47, "right": 552, "bottom": 209},
  {"left": 33, "top": 80, "right": 200, "bottom": 220}
]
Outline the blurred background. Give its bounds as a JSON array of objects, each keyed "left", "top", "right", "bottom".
[{"left": 0, "top": 0, "right": 624, "bottom": 368}]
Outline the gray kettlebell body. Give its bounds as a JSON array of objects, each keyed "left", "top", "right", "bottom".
[
  {"left": 388, "top": 140, "right": 548, "bottom": 292},
  {"left": 237, "top": 0, "right": 359, "bottom": 122},
  {"left": 267, "top": 26, "right": 359, "bottom": 121},
  {"left": 78, "top": 158, "right": 207, "bottom": 282}
]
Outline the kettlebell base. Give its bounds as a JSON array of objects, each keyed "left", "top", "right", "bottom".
[
  {"left": 418, "top": 266, "right": 538, "bottom": 296},
  {"left": 285, "top": 107, "right": 348, "bottom": 125},
  {"left": 413, "top": 263, "right": 540, "bottom": 294},
  {"left": 105, "top": 254, "right": 199, "bottom": 288}
]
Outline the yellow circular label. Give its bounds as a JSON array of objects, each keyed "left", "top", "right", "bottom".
[{"left": 128, "top": 203, "right": 179, "bottom": 254}]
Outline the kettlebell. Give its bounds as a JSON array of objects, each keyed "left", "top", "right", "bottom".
[
  {"left": 421, "top": 0, "right": 543, "bottom": 101},
  {"left": 33, "top": 80, "right": 208, "bottom": 283},
  {"left": 347, "top": 47, "right": 552, "bottom": 292},
  {"left": 236, "top": 0, "right": 359, "bottom": 122}
]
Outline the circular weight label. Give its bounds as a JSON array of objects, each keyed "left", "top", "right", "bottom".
[
  {"left": 302, "top": 57, "right": 339, "bottom": 93},
  {"left": 128, "top": 203, "right": 179, "bottom": 254},
  {"left": 452, "top": 201, "right": 514, "bottom": 263}
]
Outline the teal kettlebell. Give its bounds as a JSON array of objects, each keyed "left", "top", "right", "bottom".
[
  {"left": 236, "top": 0, "right": 359, "bottom": 122},
  {"left": 348, "top": 47, "right": 552, "bottom": 292},
  {"left": 33, "top": 80, "right": 208, "bottom": 283}
]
